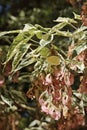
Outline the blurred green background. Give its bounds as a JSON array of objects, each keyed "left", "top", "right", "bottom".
[{"left": 0, "top": 0, "right": 82, "bottom": 31}]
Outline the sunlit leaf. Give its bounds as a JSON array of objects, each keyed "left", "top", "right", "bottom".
[
  {"left": 12, "top": 44, "right": 31, "bottom": 71},
  {"left": 42, "top": 34, "right": 50, "bottom": 41},
  {"left": 40, "top": 47, "right": 51, "bottom": 57},
  {"left": 55, "top": 30, "right": 72, "bottom": 37},
  {"left": 73, "top": 12, "right": 81, "bottom": 20},
  {"left": 23, "top": 24, "right": 36, "bottom": 33},
  {"left": 14, "top": 56, "right": 36, "bottom": 73},
  {"left": 74, "top": 26, "right": 87, "bottom": 35},
  {"left": 36, "top": 30, "right": 43, "bottom": 39},
  {"left": 35, "top": 24, "right": 50, "bottom": 32},
  {"left": 5, "top": 33, "right": 34, "bottom": 64},
  {"left": 40, "top": 34, "right": 53, "bottom": 46},
  {"left": 46, "top": 55, "right": 60, "bottom": 65},
  {"left": 0, "top": 30, "right": 21, "bottom": 38},
  {"left": 51, "top": 22, "right": 67, "bottom": 32},
  {"left": 54, "top": 17, "right": 77, "bottom": 24},
  {"left": 13, "top": 46, "right": 42, "bottom": 72}
]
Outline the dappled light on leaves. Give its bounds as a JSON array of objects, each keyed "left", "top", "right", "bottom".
[{"left": 0, "top": 12, "right": 87, "bottom": 130}]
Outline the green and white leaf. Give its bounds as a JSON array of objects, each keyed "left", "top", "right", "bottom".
[
  {"left": 39, "top": 34, "right": 53, "bottom": 46},
  {"left": 73, "top": 12, "right": 81, "bottom": 20},
  {"left": 1, "top": 95, "right": 13, "bottom": 107},
  {"left": 54, "top": 17, "right": 77, "bottom": 24},
  {"left": 55, "top": 30, "right": 72, "bottom": 37},
  {"left": 40, "top": 47, "right": 51, "bottom": 57},
  {"left": 12, "top": 44, "right": 31, "bottom": 71},
  {"left": 74, "top": 26, "right": 87, "bottom": 35},
  {"left": 13, "top": 48, "right": 40, "bottom": 72},
  {"left": 5, "top": 32, "right": 34, "bottom": 64},
  {"left": 0, "top": 30, "right": 21, "bottom": 38},
  {"left": 51, "top": 22, "right": 67, "bottom": 32},
  {"left": 74, "top": 42, "right": 87, "bottom": 55}
]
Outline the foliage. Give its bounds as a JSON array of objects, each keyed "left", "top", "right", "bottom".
[{"left": 0, "top": 11, "right": 87, "bottom": 130}]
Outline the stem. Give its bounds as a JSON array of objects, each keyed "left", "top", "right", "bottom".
[
  {"left": 30, "top": 39, "right": 39, "bottom": 44},
  {"left": 69, "top": 23, "right": 77, "bottom": 30}
]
